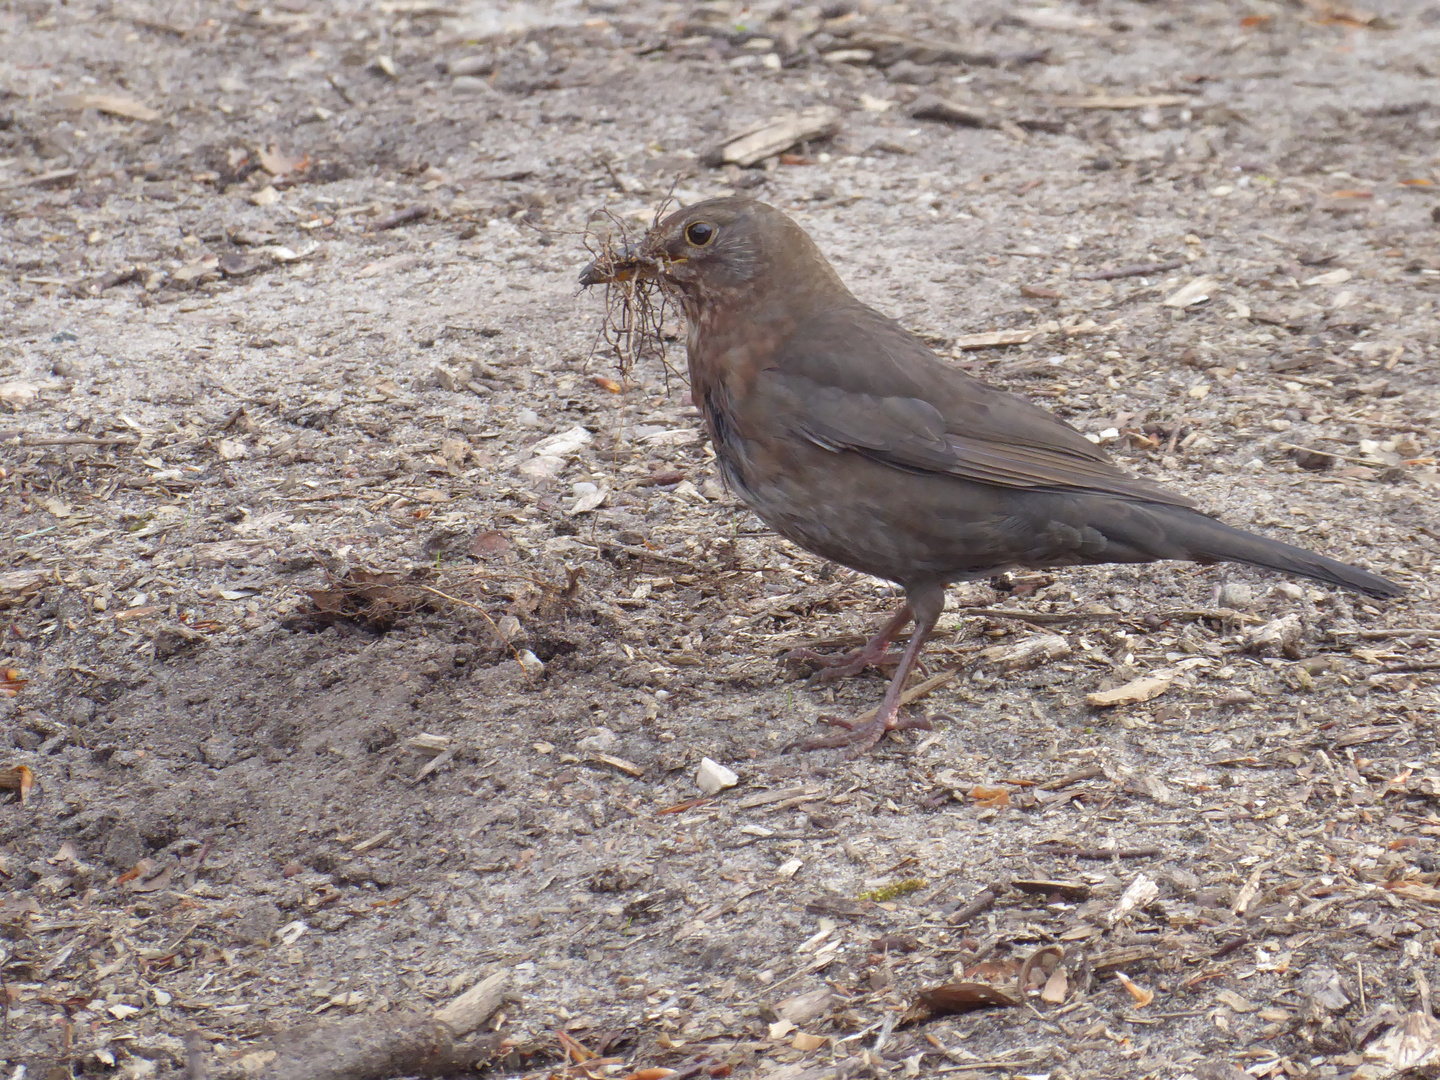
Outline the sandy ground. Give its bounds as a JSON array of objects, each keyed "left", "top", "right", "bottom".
[{"left": 3, "top": 0, "right": 1440, "bottom": 1077}]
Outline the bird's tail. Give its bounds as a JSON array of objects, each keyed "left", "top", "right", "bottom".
[{"left": 1102, "top": 504, "right": 1404, "bottom": 599}]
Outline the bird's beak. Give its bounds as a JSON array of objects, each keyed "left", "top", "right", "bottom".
[{"left": 579, "top": 243, "right": 642, "bottom": 286}]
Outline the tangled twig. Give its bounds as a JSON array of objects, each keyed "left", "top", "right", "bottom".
[{"left": 582, "top": 197, "right": 681, "bottom": 381}]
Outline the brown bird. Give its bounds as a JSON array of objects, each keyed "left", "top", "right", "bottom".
[{"left": 580, "top": 197, "right": 1403, "bottom": 754}]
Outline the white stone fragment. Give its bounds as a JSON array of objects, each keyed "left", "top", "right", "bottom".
[{"left": 696, "top": 757, "right": 739, "bottom": 795}]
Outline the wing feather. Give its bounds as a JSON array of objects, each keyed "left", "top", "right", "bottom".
[{"left": 763, "top": 304, "right": 1195, "bottom": 509}]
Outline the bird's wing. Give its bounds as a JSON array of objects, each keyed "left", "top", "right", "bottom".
[{"left": 763, "top": 305, "right": 1195, "bottom": 508}]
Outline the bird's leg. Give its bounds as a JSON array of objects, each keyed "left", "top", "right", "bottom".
[
  {"left": 797, "top": 584, "right": 945, "bottom": 756},
  {"left": 783, "top": 603, "right": 914, "bottom": 681}
]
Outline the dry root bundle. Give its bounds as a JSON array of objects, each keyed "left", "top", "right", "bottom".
[{"left": 582, "top": 203, "right": 679, "bottom": 380}]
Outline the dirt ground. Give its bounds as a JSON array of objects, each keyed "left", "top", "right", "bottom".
[{"left": 3, "top": 0, "right": 1440, "bottom": 1077}]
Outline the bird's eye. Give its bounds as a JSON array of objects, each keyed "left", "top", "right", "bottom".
[{"left": 685, "top": 221, "right": 717, "bottom": 247}]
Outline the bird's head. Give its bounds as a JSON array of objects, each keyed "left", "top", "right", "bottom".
[{"left": 580, "top": 197, "right": 843, "bottom": 318}]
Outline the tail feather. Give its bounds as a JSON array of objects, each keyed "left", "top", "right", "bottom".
[{"left": 1106, "top": 505, "right": 1403, "bottom": 599}]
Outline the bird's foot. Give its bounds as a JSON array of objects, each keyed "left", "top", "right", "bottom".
[
  {"left": 783, "top": 644, "right": 907, "bottom": 682},
  {"left": 795, "top": 712, "right": 934, "bottom": 756}
]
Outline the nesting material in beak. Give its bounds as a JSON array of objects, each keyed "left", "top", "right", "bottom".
[
  {"left": 579, "top": 243, "right": 641, "bottom": 287},
  {"left": 578, "top": 234, "right": 675, "bottom": 378}
]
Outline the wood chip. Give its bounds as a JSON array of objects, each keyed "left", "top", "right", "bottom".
[
  {"left": 775, "top": 987, "right": 836, "bottom": 1025},
  {"left": 0, "top": 168, "right": 79, "bottom": 190},
  {"left": 433, "top": 970, "right": 509, "bottom": 1037},
  {"left": 64, "top": 93, "right": 161, "bottom": 121},
  {"left": 405, "top": 733, "right": 451, "bottom": 756},
  {"left": 589, "top": 753, "right": 644, "bottom": 777},
  {"left": 1040, "top": 966, "right": 1068, "bottom": 1004},
  {"left": 1012, "top": 878, "right": 1090, "bottom": 900},
  {"left": 701, "top": 106, "right": 841, "bottom": 168},
  {"left": 1364, "top": 1010, "right": 1440, "bottom": 1073},
  {"left": 1388, "top": 882, "right": 1440, "bottom": 904},
  {"left": 1161, "top": 276, "right": 1220, "bottom": 308},
  {"left": 1107, "top": 873, "right": 1159, "bottom": 925},
  {"left": 737, "top": 785, "right": 822, "bottom": 809},
  {"left": 1090, "top": 946, "right": 1158, "bottom": 971},
  {"left": 0, "top": 568, "right": 50, "bottom": 594},
  {"left": 952, "top": 329, "right": 1035, "bottom": 350},
  {"left": 908, "top": 94, "right": 997, "bottom": 128},
  {"left": 1304, "top": 267, "right": 1353, "bottom": 287},
  {"left": 1086, "top": 672, "right": 1173, "bottom": 707},
  {"left": 1050, "top": 94, "right": 1191, "bottom": 109},
  {"left": 1231, "top": 861, "right": 1270, "bottom": 915},
  {"left": 977, "top": 633, "right": 1071, "bottom": 670},
  {"left": 351, "top": 829, "right": 394, "bottom": 853}
]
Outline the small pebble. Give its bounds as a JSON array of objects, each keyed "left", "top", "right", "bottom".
[
  {"left": 1218, "top": 583, "right": 1254, "bottom": 609},
  {"left": 696, "top": 757, "right": 739, "bottom": 795},
  {"left": 577, "top": 727, "right": 619, "bottom": 752}
]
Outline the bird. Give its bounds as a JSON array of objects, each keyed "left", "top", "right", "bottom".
[{"left": 579, "top": 197, "right": 1403, "bottom": 755}]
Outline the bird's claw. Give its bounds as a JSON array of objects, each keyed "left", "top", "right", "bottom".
[
  {"left": 782, "top": 646, "right": 906, "bottom": 682},
  {"left": 795, "top": 712, "right": 934, "bottom": 756}
]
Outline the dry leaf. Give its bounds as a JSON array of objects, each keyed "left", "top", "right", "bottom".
[
  {"left": 968, "top": 785, "right": 1011, "bottom": 808},
  {"left": 1214, "top": 989, "right": 1258, "bottom": 1013},
  {"left": 555, "top": 1030, "right": 596, "bottom": 1063},
  {"left": 470, "top": 529, "right": 514, "bottom": 561},
  {"left": 117, "top": 857, "right": 166, "bottom": 888},
  {"left": 123, "top": 862, "right": 174, "bottom": 892},
  {"left": 904, "top": 979, "right": 1021, "bottom": 1024}
]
